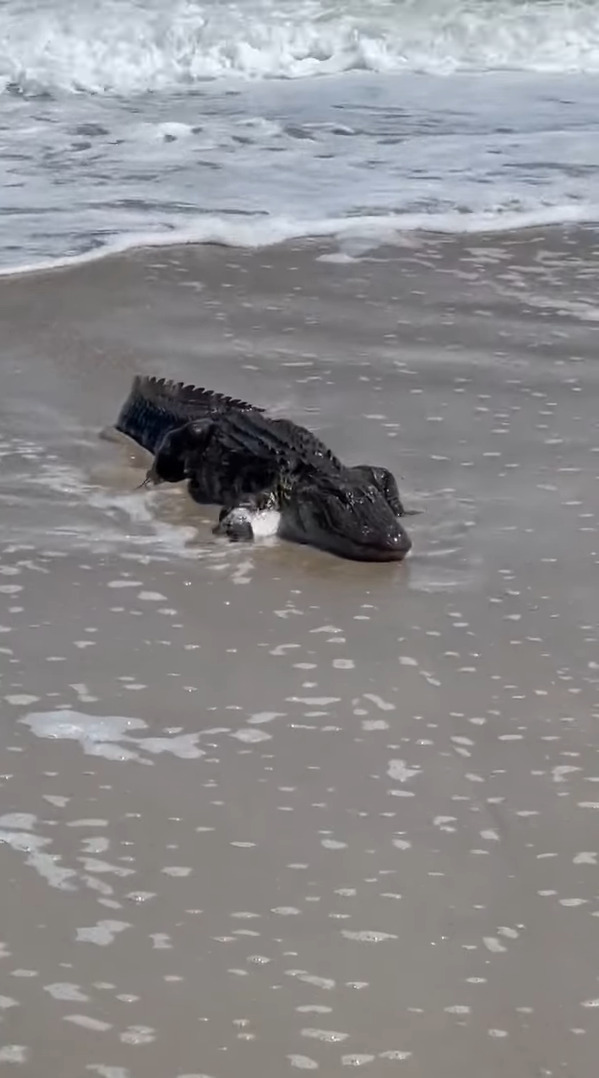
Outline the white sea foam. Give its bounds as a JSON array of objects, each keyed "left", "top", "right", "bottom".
[
  {"left": 8, "top": 450, "right": 200, "bottom": 557},
  {"left": 0, "top": 820, "right": 78, "bottom": 891},
  {"left": 20, "top": 710, "right": 206, "bottom": 764},
  {"left": 1, "top": 0, "right": 599, "bottom": 96}
]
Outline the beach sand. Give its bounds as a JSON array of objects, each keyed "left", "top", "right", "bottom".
[{"left": 1, "top": 227, "right": 598, "bottom": 1077}]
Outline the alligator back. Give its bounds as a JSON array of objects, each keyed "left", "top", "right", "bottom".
[
  {"left": 209, "top": 410, "right": 344, "bottom": 475},
  {"left": 115, "top": 375, "right": 261, "bottom": 454}
]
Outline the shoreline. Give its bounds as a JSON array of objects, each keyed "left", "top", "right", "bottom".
[{"left": 1, "top": 212, "right": 598, "bottom": 283}]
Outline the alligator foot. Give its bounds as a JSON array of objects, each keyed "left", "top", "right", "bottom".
[
  {"left": 213, "top": 490, "right": 281, "bottom": 543},
  {"left": 213, "top": 504, "right": 255, "bottom": 542}
]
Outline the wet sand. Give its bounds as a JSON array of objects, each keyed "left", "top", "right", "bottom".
[{"left": 1, "top": 228, "right": 598, "bottom": 1077}]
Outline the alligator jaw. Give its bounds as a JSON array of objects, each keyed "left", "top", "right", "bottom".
[{"left": 278, "top": 512, "right": 412, "bottom": 563}]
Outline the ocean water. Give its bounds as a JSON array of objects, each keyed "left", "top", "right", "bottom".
[{"left": 1, "top": 0, "right": 599, "bottom": 272}]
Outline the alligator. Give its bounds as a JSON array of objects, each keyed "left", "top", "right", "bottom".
[{"left": 113, "top": 375, "right": 414, "bottom": 562}]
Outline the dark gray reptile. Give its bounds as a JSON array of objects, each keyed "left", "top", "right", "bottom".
[{"left": 114, "top": 375, "right": 413, "bottom": 562}]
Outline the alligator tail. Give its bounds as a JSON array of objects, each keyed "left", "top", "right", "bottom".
[{"left": 115, "top": 375, "right": 261, "bottom": 454}]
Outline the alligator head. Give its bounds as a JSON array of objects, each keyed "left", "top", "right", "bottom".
[{"left": 280, "top": 473, "right": 412, "bottom": 563}]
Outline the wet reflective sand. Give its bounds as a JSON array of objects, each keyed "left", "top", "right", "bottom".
[{"left": 1, "top": 229, "right": 598, "bottom": 1076}]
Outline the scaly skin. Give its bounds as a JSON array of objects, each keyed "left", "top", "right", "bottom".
[{"left": 114, "top": 375, "right": 413, "bottom": 562}]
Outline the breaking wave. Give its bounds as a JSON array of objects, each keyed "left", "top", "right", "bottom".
[{"left": 2, "top": 0, "right": 599, "bottom": 95}]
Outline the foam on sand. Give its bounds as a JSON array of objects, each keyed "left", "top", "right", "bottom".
[{"left": 20, "top": 710, "right": 206, "bottom": 764}]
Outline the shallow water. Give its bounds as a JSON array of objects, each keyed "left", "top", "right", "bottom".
[{"left": 1, "top": 229, "right": 598, "bottom": 1075}]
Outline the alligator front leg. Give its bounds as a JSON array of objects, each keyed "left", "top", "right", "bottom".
[
  {"left": 213, "top": 505, "right": 255, "bottom": 542},
  {"left": 213, "top": 490, "right": 281, "bottom": 543}
]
